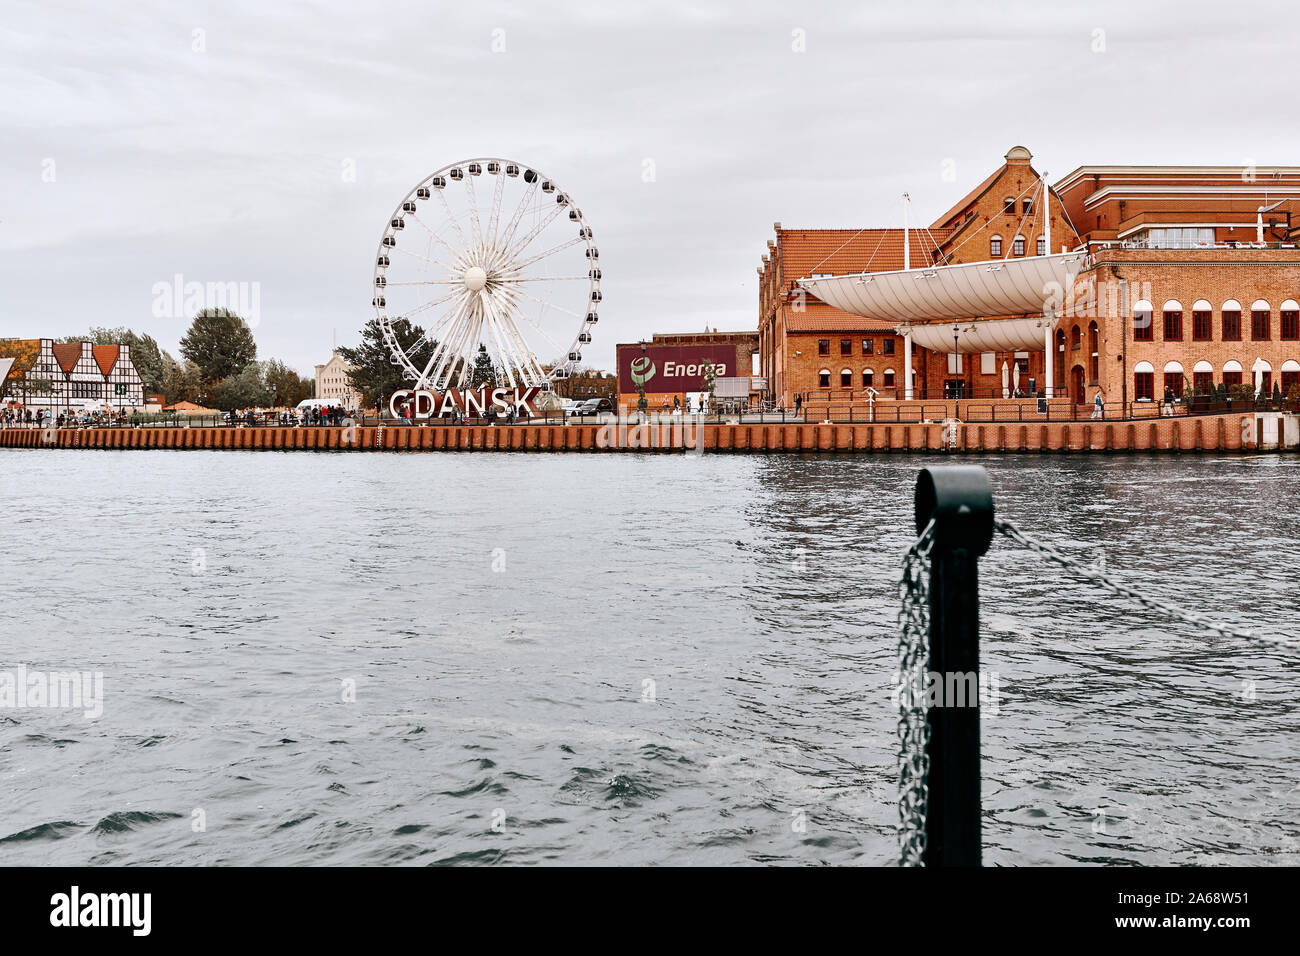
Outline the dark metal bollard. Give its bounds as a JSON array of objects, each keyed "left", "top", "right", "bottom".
[{"left": 914, "top": 466, "right": 994, "bottom": 867}]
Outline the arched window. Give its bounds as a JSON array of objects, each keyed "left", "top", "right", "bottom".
[
  {"left": 1222, "top": 359, "right": 1243, "bottom": 388},
  {"left": 818, "top": 368, "right": 830, "bottom": 389},
  {"left": 1192, "top": 299, "right": 1212, "bottom": 341},
  {"left": 1133, "top": 299, "right": 1154, "bottom": 341},
  {"left": 1012, "top": 235, "right": 1026, "bottom": 257},
  {"left": 861, "top": 368, "right": 873, "bottom": 388},
  {"left": 1222, "top": 299, "right": 1242, "bottom": 341},
  {"left": 840, "top": 368, "right": 852, "bottom": 388},
  {"left": 1192, "top": 361, "right": 1214, "bottom": 395},
  {"left": 990, "top": 235, "right": 1003, "bottom": 257},
  {"left": 1133, "top": 361, "right": 1155, "bottom": 401},
  {"left": 1163, "top": 361, "right": 1185, "bottom": 398},
  {"left": 1163, "top": 299, "right": 1183, "bottom": 340},
  {"left": 1281, "top": 359, "right": 1300, "bottom": 396},
  {"left": 883, "top": 368, "right": 896, "bottom": 387},
  {"left": 1281, "top": 300, "right": 1299, "bottom": 340},
  {"left": 1071, "top": 324, "right": 1082, "bottom": 349},
  {"left": 1251, "top": 299, "right": 1271, "bottom": 340},
  {"left": 1088, "top": 321, "right": 1099, "bottom": 381}
]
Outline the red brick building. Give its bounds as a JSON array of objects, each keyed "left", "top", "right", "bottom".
[{"left": 762, "top": 147, "right": 1300, "bottom": 414}]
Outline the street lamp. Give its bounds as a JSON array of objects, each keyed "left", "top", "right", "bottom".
[
  {"left": 951, "top": 323, "right": 961, "bottom": 399},
  {"left": 636, "top": 339, "right": 648, "bottom": 418}
]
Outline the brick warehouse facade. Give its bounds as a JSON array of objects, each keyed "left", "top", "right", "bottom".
[{"left": 760, "top": 147, "right": 1300, "bottom": 413}]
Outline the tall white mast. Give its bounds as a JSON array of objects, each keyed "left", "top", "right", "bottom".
[
  {"left": 902, "top": 192, "right": 911, "bottom": 271},
  {"left": 1041, "top": 174, "right": 1051, "bottom": 254}
]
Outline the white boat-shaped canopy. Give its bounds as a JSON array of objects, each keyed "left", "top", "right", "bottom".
[
  {"left": 797, "top": 251, "right": 1090, "bottom": 326},
  {"left": 901, "top": 316, "right": 1056, "bottom": 354}
]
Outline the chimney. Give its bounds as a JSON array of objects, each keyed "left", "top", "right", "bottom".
[{"left": 773, "top": 221, "right": 782, "bottom": 232}]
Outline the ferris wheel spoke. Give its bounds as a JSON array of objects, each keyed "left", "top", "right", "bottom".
[
  {"left": 508, "top": 236, "right": 587, "bottom": 274},
  {"left": 501, "top": 285, "right": 588, "bottom": 324},
  {"left": 501, "top": 201, "right": 568, "bottom": 264},
  {"left": 494, "top": 275, "right": 589, "bottom": 282},
  {"left": 494, "top": 288, "right": 569, "bottom": 357},
  {"left": 400, "top": 287, "right": 464, "bottom": 321},
  {"left": 486, "top": 171, "right": 507, "bottom": 250},
  {"left": 385, "top": 280, "right": 463, "bottom": 286},
  {"left": 465, "top": 174, "right": 486, "bottom": 248},
  {"left": 496, "top": 306, "right": 564, "bottom": 380},
  {"left": 494, "top": 180, "right": 541, "bottom": 258},
  {"left": 403, "top": 215, "right": 462, "bottom": 263},
  {"left": 435, "top": 187, "right": 470, "bottom": 249},
  {"left": 422, "top": 297, "right": 473, "bottom": 389},
  {"left": 392, "top": 244, "right": 457, "bottom": 273}
]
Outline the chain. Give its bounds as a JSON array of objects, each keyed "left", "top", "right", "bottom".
[
  {"left": 994, "top": 520, "right": 1300, "bottom": 651},
  {"left": 897, "top": 517, "right": 936, "bottom": 867}
]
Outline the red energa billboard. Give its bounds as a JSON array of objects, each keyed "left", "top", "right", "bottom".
[{"left": 617, "top": 344, "right": 736, "bottom": 393}]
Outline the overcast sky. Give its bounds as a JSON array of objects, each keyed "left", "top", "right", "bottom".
[{"left": 3, "top": 0, "right": 1296, "bottom": 375}]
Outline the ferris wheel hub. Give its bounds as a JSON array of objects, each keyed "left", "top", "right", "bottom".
[{"left": 462, "top": 266, "right": 488, "bottom": 292}]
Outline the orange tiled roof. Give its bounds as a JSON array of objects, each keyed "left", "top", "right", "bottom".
[
  {"left": 51, "top": 343, "right": 82, "bottom": 372},
  {"left": 931, "top": 166, "right": 1007, "bottom": 230},
  {"left": 778, "top": 228, "right": 957, "bottom": 284},
  {"left": 92, "top": 345, "right": 120, "bottom": 375},
  {"left": 784, "top": 302, "right": 897, "bottom": 333}
]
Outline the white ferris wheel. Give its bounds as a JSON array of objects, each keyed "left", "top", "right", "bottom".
[{"left": 371, "top": 158, "right": 600, "bottom": 392}]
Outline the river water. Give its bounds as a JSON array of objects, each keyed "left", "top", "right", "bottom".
[{"left": 1, "top": 449, "right": 1296, "bottom": 866}]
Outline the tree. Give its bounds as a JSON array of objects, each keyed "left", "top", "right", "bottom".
[
  {"left": 58, "top": 327, "right": 171, "bottom": 395},
  {"left": 161, "top": 356, "right": 202, "bottom": 405},
  {"left": 210, "top": 362, "right": 271, "bottom": 410},
  {"left": 470, "top": 343, "right": 497, "bottom": 388},
  {"left": 264, "top": 359, "right": 314, "bottom": 407},
  {"left": 336, "top": 318, "right": 435, "bottom": 407},
  {"left": 180, "top": 308, "right": 257, "bottom": 384},
  {"left": 0, "top": 339, "right": 41, "bottom": 402}
]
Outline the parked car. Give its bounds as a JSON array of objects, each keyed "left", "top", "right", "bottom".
[{"left": 572, "top": 397, "right": 613, "bottom": 416}]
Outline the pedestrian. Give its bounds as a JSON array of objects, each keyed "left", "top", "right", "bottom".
[
  {"left": 1091, "top": 390, "right": 1105, "bottom": 419},
  {"left": 1162, "top": 385, "right": 1174, "bottom": 417},
  {"left": 794, "top": 394, "right": 803, "bottom": 418}
]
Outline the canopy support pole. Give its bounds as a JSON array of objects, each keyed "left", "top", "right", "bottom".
[
  {"left": 904, "top": 331, "right": 914, "bottom": 401},
  {"left": 1044, "top": 323, "right": 1055, "bottom": 399}
]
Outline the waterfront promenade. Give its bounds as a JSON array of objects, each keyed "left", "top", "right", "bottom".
[{"left": 1, "top": 411, "right": 1296, "bottom": 453}]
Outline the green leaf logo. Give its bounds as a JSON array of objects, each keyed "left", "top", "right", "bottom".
[{"left": 630, "top": 356, "right": 656, "bottom": 387}]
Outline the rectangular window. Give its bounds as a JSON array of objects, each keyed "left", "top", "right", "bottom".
[
  {"left": 1222, "top": 310, "right": 1241, "bottom": 340},
  {"left": 1036, "top": 236, "right": 1047, "bottom": 256},
  {"left": 1134, "top": 311, "right": 1153, "bottom": 341},
  {"left": 818, "top": 339, "right": 829, "bottom": 356},
  {"left": 946, "top": 353, "right": 964, "bottom": 374},
  {"left": 980, "top": 352, "right": 996, "bottom": 375},
  {"left": 861, "top": 338, "right": 873, "bottom": 355},
  {"left": 1013, "top": 237, "right": 1025, "bottom": 256},
  {"left": 1193, "top": 371, "right": 1214, "bottom": 394},
  {"left": 1252, "top": 310, "right": 1270, "bottom": 340},
  {"left": 1223, "top": 371, "right": 1242, "bottom": 388},
  {"left": 1163, "top": 310, "right": 1183, "bottom": 340},
  {"left": 990, "top": 237, "right": 1002, "bottom": 257},
  {"left": 840, "top": 339, "right": 851, "bottom": 355},
  {"left": 1283, "top": 310, "right": 1300, "bottom": 340},
  {"left": 882, "top": 339, "right": 895, "bottom": 355},
  {"left": 1282, "top": 370, "right": 1300, "bottom": 395},
  {"left": 1134, "top": 371, "right": 1154, "bottom": 401},
  {"left": 1192, "top": 310, "right": 1212, "bottom": 341},
  {"left": 1164, "top": 373, "right": 1184, "bottom": 398}
]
